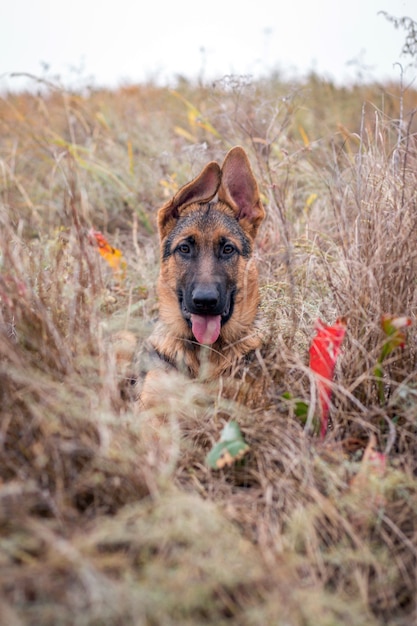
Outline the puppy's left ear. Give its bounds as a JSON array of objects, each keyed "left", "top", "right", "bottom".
[
  {"left": 218, "top": 146, "right": 265, "bottom": 238},
  {"left": 157, "top": 161, "right": 221, "bottom": 239}
]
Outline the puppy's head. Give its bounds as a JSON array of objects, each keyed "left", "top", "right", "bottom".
[{"left": 156, "top": 147, "right": 265, "bottom": 345}]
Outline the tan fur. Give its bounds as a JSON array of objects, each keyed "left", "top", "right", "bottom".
[{"left": 139, "top": 147, "right": 266, "bottom": 409}]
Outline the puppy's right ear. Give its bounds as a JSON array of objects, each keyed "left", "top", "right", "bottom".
[
  {"left": 218, "top": 146, "right": 265, "bottom": 239},
  {"left": 157, "top": 161, "right": 221, "bottom": 238}
]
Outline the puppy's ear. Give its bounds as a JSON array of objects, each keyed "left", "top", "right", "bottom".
[
  {"left": 157, "top": 161, "right": 221, "bottom": 238},
  {"left": 218, "top": 146, "right": 265, "bottom": 238}
]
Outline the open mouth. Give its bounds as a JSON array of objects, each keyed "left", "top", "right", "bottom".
[{"left": 179, "top": 295, "right": 234, "bottom": 345}]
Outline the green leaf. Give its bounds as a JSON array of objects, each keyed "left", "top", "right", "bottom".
[
  {"left": 376, "top": 315, "right": 412, "bottom": 404},
  {"left": 282, "top": 393, "right": 321, "bottom": 434},
  {"left": 282, "top": 392, "right": 309, "bottom": 420},
  {"left": 206, "top": 421, "right": 250, "bottom": 469}
]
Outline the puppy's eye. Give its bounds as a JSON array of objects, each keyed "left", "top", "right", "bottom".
[
  {"left": 222, "top": 243, "right": 235, "bottom": 256},
  {"left": 178, "top": 243, "right": 191, "bottom": 254}
]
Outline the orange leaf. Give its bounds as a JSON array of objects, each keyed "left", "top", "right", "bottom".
[
  {"left": 350, "top": 434, "right": 386, "bottom": 493},
  {"left": 309, "top": 317, "right": 346, "bottom": 439},
  {"left": 89, "top": 228, "right": 127, "bottom": 277}
]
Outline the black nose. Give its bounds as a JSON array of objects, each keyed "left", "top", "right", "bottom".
[{"left": 192, "top": 285, "right": 220, "bottom": 312}]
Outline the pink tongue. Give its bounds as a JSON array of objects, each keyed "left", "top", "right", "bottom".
[{"left": 190, "top": 314, "right": 221, "bottom": 345}]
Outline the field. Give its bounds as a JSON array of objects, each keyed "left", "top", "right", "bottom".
[{"left": 1, "top": 71, "right": 417, "bottom": 625}]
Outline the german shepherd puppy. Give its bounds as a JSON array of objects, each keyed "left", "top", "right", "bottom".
[{"left": 139, "top": 146, "right": 266, "bottom": 409}]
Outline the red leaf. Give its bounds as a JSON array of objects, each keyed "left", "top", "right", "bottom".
[{"left": 309, "top": 317, "right": 346, "bottom": 439}]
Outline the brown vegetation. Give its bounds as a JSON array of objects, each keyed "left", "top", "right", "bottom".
[{"left": 1, "top": 74, "right": 417, "bottom": 624}]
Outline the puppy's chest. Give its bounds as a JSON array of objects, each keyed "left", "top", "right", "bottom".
[{"left": 139, "top": 336, "right": 272, "bottom": 410}]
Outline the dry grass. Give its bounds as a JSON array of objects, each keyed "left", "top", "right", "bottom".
[{"left": 1, "top": 74, "right": 417, "bottom": 625}]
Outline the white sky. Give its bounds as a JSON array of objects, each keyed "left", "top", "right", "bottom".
[{"left": 1, "top": 0, "right": 416, "bottom": 91}]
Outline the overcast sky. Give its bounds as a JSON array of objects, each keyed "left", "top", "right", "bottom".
[{"left": 1, "top": 0, "right": 416, "bottom": 91}]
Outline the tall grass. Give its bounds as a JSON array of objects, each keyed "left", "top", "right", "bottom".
[{"left": 1, "top": 74, "right": 417, "bottom": 624}]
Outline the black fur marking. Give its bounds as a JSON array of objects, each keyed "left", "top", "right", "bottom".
[{"left": 161, "top": 204, "right": 252, "bottom": 260}]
